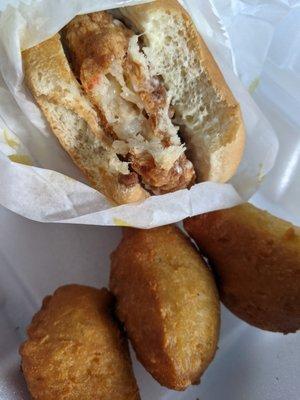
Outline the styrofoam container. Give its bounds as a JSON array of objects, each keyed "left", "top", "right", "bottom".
[{"left": 0, "top": 0, "right": 299, "bottom": 399}]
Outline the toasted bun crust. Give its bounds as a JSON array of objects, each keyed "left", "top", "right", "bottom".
[
  {"left": 110, "top": 225, "right": 220, "bottom": 390},
  {"left": 119, "top": 0, "right": 245, "bottom": 182},
  {"left": 184, "top": 204, "right": 300, "bottom": 333},
  {"left": 20, "top": 285, "right": 140, "bottom": 399},
  {"left": 22, "top": 34, "right": 148, "bottom": 205}
]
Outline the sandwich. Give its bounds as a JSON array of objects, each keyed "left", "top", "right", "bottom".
[{"left": 22, "top": 0, "right": 244, "bottom": 205}]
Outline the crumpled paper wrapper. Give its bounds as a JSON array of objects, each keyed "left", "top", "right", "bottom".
[{"left": 0, "top": 0, "right": 278, "bottom": 228}]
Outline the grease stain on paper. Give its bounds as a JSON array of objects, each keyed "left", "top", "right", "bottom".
[
  {"left": 1, "top": 128, "right": 33, "bottom": 166},
  {"left": 113, "top": 218, "right": 132, "bottom": 227},
  {"left": 3, "top": 128, "right": 20, "bottom": 149},
  {"left": 8, "top": 154, "right": 33, "bottom": 166},
  {"left": 257, "top": 163, "right": 265, "bottom": 184},
  {"left": 249, "top": 77, "right": 260, "bottom": 94}
]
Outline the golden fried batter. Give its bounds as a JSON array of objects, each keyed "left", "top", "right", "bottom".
[
  {"left": 110, "top": 226, "right": 220, "bottom": 390},
  {"left": 184, "top": 203, "right": 300, "bottom": 333},
  {"left": 20, "top": 285, "right": 140, "bottom": 400}
]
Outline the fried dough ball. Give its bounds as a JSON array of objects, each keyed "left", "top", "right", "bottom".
[
  {"left": 110, "top": 226, "right": 220, "bottom": 390},
  {"left": 184, "top": 203, "right": 300, "bottom": 333},
  {"left": 20, "top": 285, "right": 140, "bottom": 400}
]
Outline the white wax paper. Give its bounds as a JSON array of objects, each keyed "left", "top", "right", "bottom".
[{"left": 0, "top": 0, "right": 278, "bottom": 228}]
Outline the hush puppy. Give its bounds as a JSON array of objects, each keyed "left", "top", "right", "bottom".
[
  {"left": 20, "top": 285, "right": 140, "bottom": 400},
  {"left": 110, "top": 226, "right": 220, "bottom": 390},
  {"left": 184, "top": 203, "right": 300, "bottom": 333}
]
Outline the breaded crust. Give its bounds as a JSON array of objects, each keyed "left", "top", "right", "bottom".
[
  {"left": 184, "top": 204, "right": 300, "bottom": 333},
  {"left": 20, "top": 285, "right": 140, "bottom": 400},
  {"left": 110, "top": 226, "right": 220, "bottom": 390}
]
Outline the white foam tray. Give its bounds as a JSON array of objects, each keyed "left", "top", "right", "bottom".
[
  {"left": 1, "top": 193, "right": 300, "bottom": 400},
  {"left": 0, "top": 0, "right": 299, "bottom": 399}
]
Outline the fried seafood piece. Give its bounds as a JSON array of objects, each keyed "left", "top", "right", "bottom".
[
  {"left": 184, "top": 203, "right": 300, "bottom": 333},
  {"left": 20, "top": 285, "right": 140, "bottom": 400},
  {"left": 64, "top": 12, "right": 195, "bottom": 194},
  {"left": 110, "top": 225, "right": 220, "bottom": 390}
]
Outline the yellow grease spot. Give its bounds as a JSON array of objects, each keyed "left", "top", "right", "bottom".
[
  {"left": 8, "top": 154, "right": 33, "bottom": 166},
  {"left": 257, "top": 163, "right": 265, "bottom": 184},
  {"left": 249, "top": 77, "right": 260, "bottom": 94},
  {"left": 3, "top": 128, "right": 20, "bottom": 149},
  {"left": 113, "top": 218, "right": 132, "bottom": 227}
]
